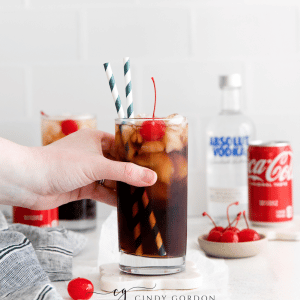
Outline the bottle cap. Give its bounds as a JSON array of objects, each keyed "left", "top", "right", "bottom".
[{"left": 219, "top": 74, "right": 242, "bottom": 89}]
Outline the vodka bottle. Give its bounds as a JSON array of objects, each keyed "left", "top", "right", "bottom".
[{"left": 206, "top": 74, "right": 255, "bottom": 219}]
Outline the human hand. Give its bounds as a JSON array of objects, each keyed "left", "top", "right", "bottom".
[{"left": 0, "top": 129, "right": 157, "bottom": 210}]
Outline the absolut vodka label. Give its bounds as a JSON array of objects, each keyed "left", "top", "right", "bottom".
[{"left": 209, "top": 135, "right": 249, "bottom": 162}]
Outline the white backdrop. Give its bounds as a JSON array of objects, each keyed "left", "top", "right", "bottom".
[{"left": 0, "top": 0, "right": 299, "bottom": 218}]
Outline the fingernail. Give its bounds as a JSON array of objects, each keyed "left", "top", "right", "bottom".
[{"left": 142, "top": 169, "right": 157, "bottom": 185}]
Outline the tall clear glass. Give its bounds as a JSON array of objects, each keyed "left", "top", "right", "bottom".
[
  {"left": 115, "top": 116, "right": 188, "bottom": 275},
  {"left": 41, "top": 113, "right": 97, "bottom": 231}
]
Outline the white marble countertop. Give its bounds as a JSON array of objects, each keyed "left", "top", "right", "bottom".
[{"left": 53, "top": 216, "right": 300, "bottom": 300}]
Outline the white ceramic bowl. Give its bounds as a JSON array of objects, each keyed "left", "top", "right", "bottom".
[{"left": 198, "top": 234, "right": 267, "bottom": 258}]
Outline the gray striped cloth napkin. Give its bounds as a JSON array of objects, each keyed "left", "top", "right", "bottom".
[{"left": 0, "top": 210, "right": 87, "bottom": 300}]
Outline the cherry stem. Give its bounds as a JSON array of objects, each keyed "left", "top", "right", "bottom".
[
  {"left": 230, "top": 212, "right": 242, "bottom": 227},
  {"left": 224, "top": 212, "right": 241, "bottom": 231},
  {"left": 243, "top": 211, "right": 250, "bottom": 229},
  {"left": 40, "top": 111, "right": 48, "bottom": 117},
  {"left": 227, "top": 201, "right": 239, "bottom": 228},
  {"left": 202, "top": 212, "right": 217, "bottom": 228},
  {"left": 151, "top": 77, "right": 156, "bottom": 119},
  {"left": 235, "top": 215, "right": 241, "bottom": 227}
]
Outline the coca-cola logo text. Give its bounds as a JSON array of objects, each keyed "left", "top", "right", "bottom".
[{"left": 248, "top": 151, "right": 292, "bottom": 182}]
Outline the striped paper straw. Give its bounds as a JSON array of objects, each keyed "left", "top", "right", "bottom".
[
  {"left": 132, "top": 196, "right": 143, "bottom": 255},
  {"left": 103, "top": 62, "right": 125, "bottom": 118},
  {"left": 129, "top": 187, "right": 145, "bottom": 255},
  {"left": 142, "top": 191, "right": 166, "bottom": 256},
  {"left": 123, "top": 57, "right": 134, "bottom": 118}
]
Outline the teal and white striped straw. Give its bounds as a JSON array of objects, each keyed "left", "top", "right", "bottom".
[
  {"left": 103, "top": 62, "right": 125, "bottom": 119},
  {"left": 123, "top": 57, "right": 134, "bottom": 118}
]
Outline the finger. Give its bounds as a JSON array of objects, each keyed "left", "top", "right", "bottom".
[
  {"left": 30, "top": 184, "right": 117, "bottom": 210},
  {"left": 100, "top": 132, "right": 114, "bottom": 150},
  {"left": 102, "top": 151, "right": 116, "bottom": 161},
  {"left": 100, "top": 132, "right": 116, "bottom": 158},
  {"left": 100, "top": 179, "right": 116, "bottom": 190},
  {"left": 100, "top": 158, "right": 157, "bottom": 187},
  {"left": 90, "top": 184, "right": 117, "bottom": 207},
  {"left": 72, "top": 182, "right": 117, "bottom": 207}
]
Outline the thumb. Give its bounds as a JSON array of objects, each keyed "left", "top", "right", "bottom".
[{"left": 100, "top": 158, "right": 157, "bottom": 187}]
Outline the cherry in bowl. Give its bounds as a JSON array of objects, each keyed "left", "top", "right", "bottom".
[{"left": 199, "top": 203, "right": 267, "bottom": 258}]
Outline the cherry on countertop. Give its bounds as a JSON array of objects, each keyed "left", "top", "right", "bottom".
[{"left": 67, "top": 277, "right": 94, "bottom": 300}]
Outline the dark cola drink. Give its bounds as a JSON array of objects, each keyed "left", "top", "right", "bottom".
[{"left": 115, "top": 114, "right": 188, "bottom": 275}]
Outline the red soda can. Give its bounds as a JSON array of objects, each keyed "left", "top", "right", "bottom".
[
  {"left": 13, "top": 207, "right": 59, "bottom": 227},
  {"left": 248, "top": 141, "right": 293, "bottom": 226}
]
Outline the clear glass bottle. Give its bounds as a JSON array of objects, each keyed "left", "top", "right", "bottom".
[{"left": 206, "top": 74, "right": 255, "bottom": 219}]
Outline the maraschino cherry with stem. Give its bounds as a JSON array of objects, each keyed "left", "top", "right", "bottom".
[
  {"left": 139, "top": 77, "right": 166, "bottom": 141},
  {"left": 238, "top": 211, "right": 260, "bottom": 242},
  {"left": 202, "top": 212, "right": 224, "bottom": 242},
  {"left": 223, "top": 212, "right": 242, "bottom": 234},
  {"left": 207, "top": 230, "right": 223, "bottom": 242},
  {"left": 219, "top": 202, "right": 240, "bottom": 243},
  {"left": 220, "top": 230, "right": 239, "bottom": 243},
  {"left": 225, "top": 201, "right": 239, "bottom": 231},
  {"left": 202, "top": 212, "right": 224, "bottom": 233},
  {"left": 219, "top": 213, "right": 241, "bottom": 243}
]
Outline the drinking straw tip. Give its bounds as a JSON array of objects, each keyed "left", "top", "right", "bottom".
[
  {"left": 123, "top": 58, "right": 134, "bottom": 118},
  {"left": 103, "top": 61, "right": 125, "bottom": 118},
  {"left": 103, "top": 63, "right": 109, "bottom": 70}
]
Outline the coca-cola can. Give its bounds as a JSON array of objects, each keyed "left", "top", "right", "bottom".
[
  {"left": 13, "top": 207, "right": 59, "bottom": 227},
  {"left": 248, "top": 141, "right": 293, "bottom": 226}
]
